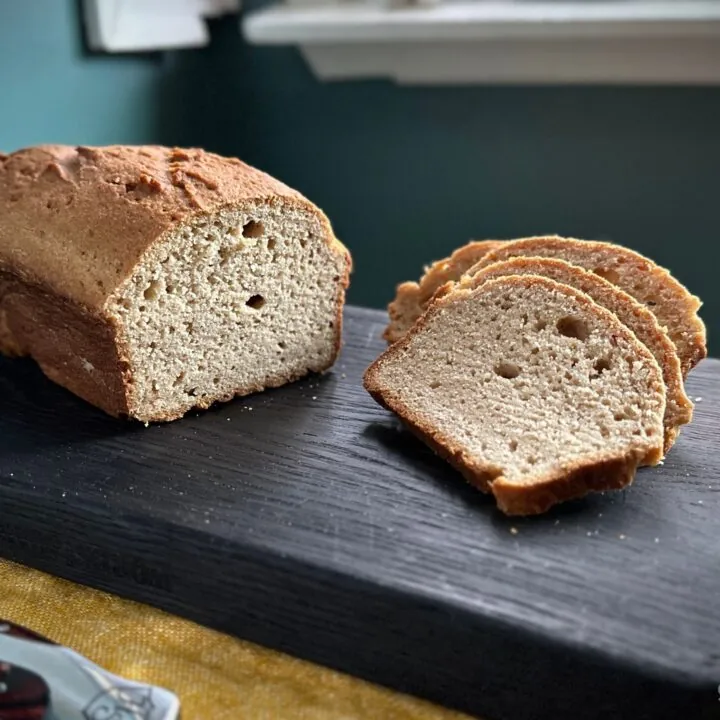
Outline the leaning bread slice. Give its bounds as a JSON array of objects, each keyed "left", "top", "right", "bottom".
[
  {"left": 365, "top": 275, "right": 666, "bottom": 516},
  {"left": 458, "top": 258, "right": 692, "bottom": 452},
  {"left": 0, "top": 145, "right": 351, "bottom": 422},
  {"left": 384, "top": 239, "right": 503, "bottom": 343},
  {"left": 466, "top": 236, "right": 706, "bottom": 377}
]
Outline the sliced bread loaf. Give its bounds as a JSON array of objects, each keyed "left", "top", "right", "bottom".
[
  {"left": 0, "top": 145, "right": 351, "bottom": 422},
  {"left": 459, "top": 257, "right": 692, "bottom": 452},
  {"left": 466, "top": 236, "right": 706, "bottom": 377},
  {"left": 365, "top": 275, "right": 666, "bottom": 516},
  {"left": 384, "top": 240, "right": 503, "bottom": 343}
]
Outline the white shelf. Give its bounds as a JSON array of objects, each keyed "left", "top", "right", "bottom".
[
  {"left": 83, "top": 0, "right": 239, "bottom": 53},
  {"left": 242, "top": 1, "right": 720, "bottom": 84}
]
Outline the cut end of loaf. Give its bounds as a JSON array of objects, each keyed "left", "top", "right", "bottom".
[
  {"left": 108, "top": 201, "right": 349, "bottom": 422},
  {"left": 365, "top": 274, "right": 666, "bottom": 516}
]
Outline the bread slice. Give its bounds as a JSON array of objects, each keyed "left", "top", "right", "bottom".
[
  {"left": 0, "top": 145, "right": 351, "bottom": 422},
  {"left": 365, "top": 275, "right": 666, "bottom": 516},
  {"left": 466, "top": 236, "right": 706, "bottom": 377},
  {"left": 458, "top": 258, "right": 692, "bottom": 452},
  {"left": 384, "top": 240, "right": 503, "bottom": 343}
]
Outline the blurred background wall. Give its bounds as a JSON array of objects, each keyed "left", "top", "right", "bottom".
[{"left": 0, "top": 1, "right": 717, "bottom": 351}]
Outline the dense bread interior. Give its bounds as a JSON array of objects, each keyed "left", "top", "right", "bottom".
[
  {"left": 111, "top": 203, "right": 345, "bottom": 421},
  {"left": 462, "top": 257, "right": 692, "bottom": 450},
  {"left": 367, "top": 277, "right": 665, "bottom": 492},
  {"left": 466, "top": 237, "right": 706, "bottom": 376}
]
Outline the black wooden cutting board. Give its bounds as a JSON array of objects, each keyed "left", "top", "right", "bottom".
[{"left": 0, "top": 306, "right": 718, "bottom": 720}]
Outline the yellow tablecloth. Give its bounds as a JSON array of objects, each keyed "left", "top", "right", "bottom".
[{"left": 0, "top": 559, "right": 475, "bottom": 720}]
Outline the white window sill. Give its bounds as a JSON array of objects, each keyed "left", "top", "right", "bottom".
[{"left": 242, "top": 1, "right": 720, "bottom": 84}]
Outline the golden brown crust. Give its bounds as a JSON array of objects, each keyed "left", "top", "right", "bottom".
[
  {"left": 0, "top": 269, "right": 131, "bottom": 416},
  {"left": 365, "top": 274, "right": 665, "bottom": 516},
  {"left": 463, "top": 257, "right": 693, "bottom": 453},
  {"left": 467, "top": 236, "right": 707, "bottom": 377},
  {"left": 383, "top": 240, "right": 504, "bottom": 343},
  {"left": 0, "top": 145, "right": 351, "bottom": 421}
]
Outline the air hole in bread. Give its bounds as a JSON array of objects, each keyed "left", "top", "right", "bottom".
[
  {"left": 495, "top": 361, "right": 521, "bottom": 379},
  {"left": 614, "top": 407, "right": 636, "bottom": 421},
  {"left": 534, "top": 319, "right": 547, "bottom": 331},
  {"left": 143, "top": 280, "right": 161, "bottom": 301},
  {"left": 600, "top": 425, "right": 610, "bottom": 438},
  {"left": 593, "top": 267, "right": 620, "bottom": 284},
  {"left": 173, "top": 372, "right": 185, "bottom": 387},
  {"left": 646, "top": 297, "right": 658, "bottom": 307},
  {"left": 429, "top": 380, "right": 442, "bottom": 389},
  {"left": 509, "top": 439, "right": 518, "bottom": 452},
  {"left": 267, "top": 238, "right": 277, "bottom": 251},
  {"left": 246, "top": 295, "right": 265, "bottom": 310},
  {"left": 593, "top": 357, "right": 611, "bottom": 376},
  {"left": 527, "top": 456, "right": 538, "bottom": 465},
  {"left": 557, "top": 316, "right": 589, "bottom": 341},
  {"left": 242, "top": 220, "right": 264, "bottom": 238}
]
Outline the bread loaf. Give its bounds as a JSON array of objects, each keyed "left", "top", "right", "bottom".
[
  {"left": 466, "top": 236, "right": 706, "bottom": 377},
  {"left": 365, "top": 275, "right": 666, "bottom": 516},
  {"left": 384, "top": 240, "right": 503, "bottom": 343},
  {"left": 459, "top": 257, "right": 692, "bottom": 452},
  {"left": 0, "top": 145, "right": 351, "bottom": 422}
]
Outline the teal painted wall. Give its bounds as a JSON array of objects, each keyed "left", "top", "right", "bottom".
[
  {"left": 0, "top": 5, "right": 717, "bottom": 351},
  {"left": 0, "top": 0, "right": 176, "bottom": 149}
]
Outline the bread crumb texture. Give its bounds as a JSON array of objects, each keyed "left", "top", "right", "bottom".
[
  {"left": 462, "top": 256, "right": 693, "bottom": 452},
  {"left": 467, "top": 236, "right": 706, "bottom": 377},
  {"left": 365, "top": 275, "right": 666, "bottom": 516}
]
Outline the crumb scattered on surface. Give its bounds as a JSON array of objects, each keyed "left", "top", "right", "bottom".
[
  {"left": 695, "top": 396, "right": 703, "bottom": 402},
  {"left": 510, "top": 527, "right": 518, "bottom": 535},
  {"left": 619, "top": 534, "right": 626, "bottom": 540},
  {"left": 654, "top": 538, "right": 659, "bottom": 543}
]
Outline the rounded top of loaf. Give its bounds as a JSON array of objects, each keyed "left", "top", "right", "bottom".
[{"left": 0, "top": 145, "right": 335, "bottom": 310}]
